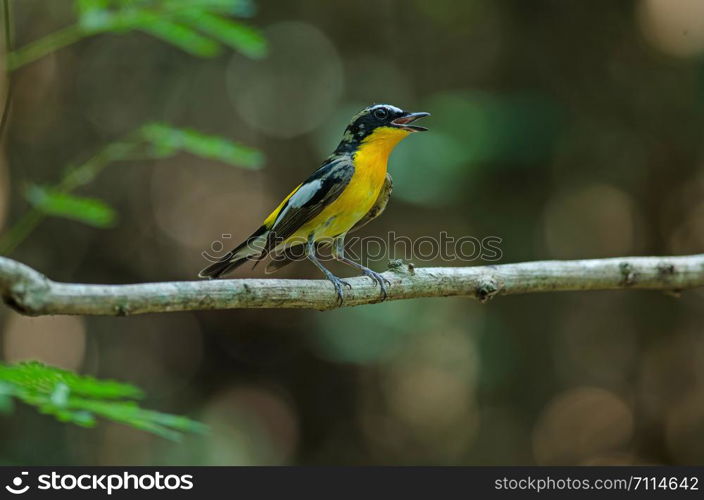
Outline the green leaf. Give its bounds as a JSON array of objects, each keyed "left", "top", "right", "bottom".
[
  {"left": 178, "top": 12, "right": 266, "bottom": 59},
  {"left": 75, "top": 0, "right": 110, "bottom": 16},
  {"left": 162, "top": 0, "right": 256, "bottom": 17},
  {"left": 141, "top": 122, "right": 264, "bottom": 168},
  {"left": 0, "top": 361, "right": 143, "bottom": 400},
  {"left": 0, "top": 362, "right": 206, "bottom": 440},
  {"left": 25, "top": 185, "right": 117, "bottom": 228},
  {"left": 75, "top": 0, "right": 126, "bottom": 33},
  {"left": 139, "top": 18, "right": 222, "bottom": 57},
  {"left": 11, "top": 0, "right": 267, "bottom": 72},
  {"left": 75, "top": 398, "right": 208, "bottom": 441}
]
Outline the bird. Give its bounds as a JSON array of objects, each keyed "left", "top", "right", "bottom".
[{"left": 198, "top": 103, "right": 429, "bottom": 305}]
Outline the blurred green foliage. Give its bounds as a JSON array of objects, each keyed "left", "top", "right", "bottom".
[
  {"left": 2, "top": 0, "right": 267, "bottom": 254},
  {"left": 0, "top": 123, "right": 263, "bottom": 254},
  {"left": 141, "top": 122, "right": 263, "bottom": 168},
  {"left": 2, "top": 0, "right": 268, "bottom": 255},
  {"left": 0, "top": 1, "right": 265, "bottom": 442},
  {"left": 0, "top": 361, "right": 207, "bottom": 440},
  {"left": 9, "top": 0, "right": 266, "bottom": 70},
  {"left": 25, "top": 185, "right": 117, "bottom": 228}
]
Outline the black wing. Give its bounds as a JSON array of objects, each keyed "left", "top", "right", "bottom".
[{"left": 268, "top": 154, "right": 355, "bottom": 243}]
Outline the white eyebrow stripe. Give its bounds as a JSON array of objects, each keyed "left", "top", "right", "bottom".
[{"left": 370, "top": 104, "right": 403, "bottom": 114}]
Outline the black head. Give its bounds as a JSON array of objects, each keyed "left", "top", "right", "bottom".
[{"left": 334, "top": 104, "right": 430, "bottom": 154}]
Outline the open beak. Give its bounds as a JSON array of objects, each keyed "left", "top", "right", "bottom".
[{"left": 391, "top": 111, "right": 430, "bottom": 132}]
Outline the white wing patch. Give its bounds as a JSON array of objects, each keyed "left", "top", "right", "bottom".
[
  {"left": 273, "top": 179, "right": 322, "bottom": 228},
  {"left": 289, "top": 179, "right": 322, "bottom": 207}
]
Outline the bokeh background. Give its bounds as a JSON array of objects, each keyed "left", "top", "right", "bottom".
[{"left": 2, "top": 0, "right": 704, "bottom": 465}]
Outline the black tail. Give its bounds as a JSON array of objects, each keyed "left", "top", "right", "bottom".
[{"left": 198, "top": 226, "right": 269, "bottom": 279}]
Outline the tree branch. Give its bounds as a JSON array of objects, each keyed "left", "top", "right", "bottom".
[{"left": 0, "top": 254, "right": 702, "bottom": 316}]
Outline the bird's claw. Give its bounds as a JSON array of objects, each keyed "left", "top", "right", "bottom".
[
  {"left": 362, "top": 269, "right": 390, "bottom": 301},
  {"left": 329, "top": 276, "right": 351, "bottom": 306},
  {"left": 326, "top": 268, "right": 389, "bottom": 305}
]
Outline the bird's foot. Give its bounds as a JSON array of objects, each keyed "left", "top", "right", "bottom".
[
  {"left": 328, "top": 275, "right": 352, "bottom": 306},
  {"left": 360, "top": 268, "right": 391, "bottom": 301}
]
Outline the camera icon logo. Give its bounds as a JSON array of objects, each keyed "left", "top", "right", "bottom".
[{"left": 5, "top": 471, "right": 29, "bottom": 495}]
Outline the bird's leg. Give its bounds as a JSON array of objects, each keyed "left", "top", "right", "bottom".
[
  {"left": 332, "top": 236, "right": 390, "bottom": 301},
  {"left": 306, "top": 234, "right": 351, "bottom": 306}
]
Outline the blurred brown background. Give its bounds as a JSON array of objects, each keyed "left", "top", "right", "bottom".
[{"left": 2, "top": 0, "right": 704, "bottom": 465}]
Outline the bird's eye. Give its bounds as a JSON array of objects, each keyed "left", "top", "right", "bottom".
[{"left": 373, "top": 108, "right": 389, "bottom": 120}]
